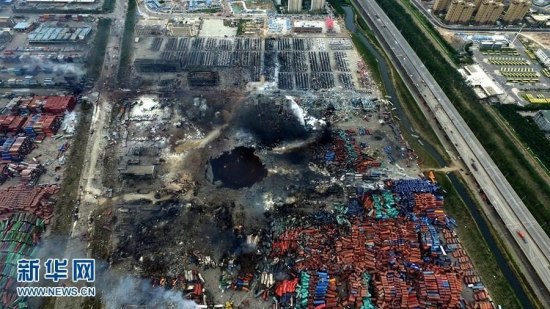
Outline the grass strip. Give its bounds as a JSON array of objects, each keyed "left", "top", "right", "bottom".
[
  {"left": 51, "top": 103, "right": 92, "bottom": 234},
  {"left": 436, "top": 172, "right": 523, "bottom": 308},
  {"left": 117, "top": 0, "right": 137, "bottom": 85},
  {"left": 497, "top": 105, "right": 550, "bottom": 171},
  {"left": 86, "top": 19, "right": 112, "bottom": 82}
]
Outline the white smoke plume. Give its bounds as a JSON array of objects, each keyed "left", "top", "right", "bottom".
[
  {"left": 12, "top": 54, "right": 86, "bottom": 77},
  {"left": 33, "top": 238, "right": 198, "bottom": 308},
  {"left": 285, "top": 96, "right": 326, "bottom": 130},
  {"left": 98, "top": 275, "right": 198, "bottom": 309}
]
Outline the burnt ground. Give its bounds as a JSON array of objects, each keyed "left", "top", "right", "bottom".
[{"left": 92, "top": 89, "right": 418, "bottom": 307}]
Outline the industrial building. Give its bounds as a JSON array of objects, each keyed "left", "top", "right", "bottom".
[
  {"left": 134, "top": 59, "right": 182, "bottom": 73},
  {"left": 293, "top": 25, "right": 323, "bottom": 33},
  {"left": 474, "top": 0, "right": 505, "bottom": 23},
  {"left": 13, "top": 22, "right": 34, "bottom": 32},
  {"left": 459, "top": 64, "right": 504, "bottom": 99},
  {"left": 310, "top": 0, "right": 325, "bottom": 11},
  {"left": 533, "top": 110, "right": 550, "bottom": 132},
  {"left": 121, "top": 165, "right": 157, "bottom": 178},
  {"left": 188, "top": 71, "right": 219, "bottom": 86},
  {"left": 293, "top": 20, "right": 324, "bottom": 33},
  {"left": 445, "top": 0, "right": 476, "bottom": 23},
  {"left": 166, "top": 20, "right": 201, "bottom": 36},
  {"left": 502, "top": 0, "right": 531, "bottom": 23},
  {"left": 27, "top": 26, "right": 92, "bottom": 43},
  {"left": 167, "top": 23, "right": 195, "bottom": 36},
  {"left": 287, "top": 0, "right": 302, "bottom": 13}
]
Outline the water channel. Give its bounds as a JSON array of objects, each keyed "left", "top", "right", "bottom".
[{"left": 341, "top": 5, "right": 532, "bottom": 307}]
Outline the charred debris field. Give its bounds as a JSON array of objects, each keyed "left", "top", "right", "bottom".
[
  {"left": 0, "top": 13, "right": 500, "bottom": 309},
  {"left": 88, "top": 83, "right": 496, "bottom": 308},
  {"left": 75, "top": 19, "right": 495, "bottom": 308}
]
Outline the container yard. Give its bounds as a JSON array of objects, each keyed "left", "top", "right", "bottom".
[
  {"left": 0, "top": 14, "right": 100, "bottom": 89},
  {"left": 0, "top": 92, "right": 80, "bottom": 308},
  {"left": 0, "top": 95, "right": 78, "bottom": 185},
  {"left": 0, "top": 0, "right": 512, "bottom": 305}
]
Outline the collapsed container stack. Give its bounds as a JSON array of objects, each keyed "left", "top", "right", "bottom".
[
  {"left": 43, "top": 96, "right": 76, "bottom": 115},
  {"left": 325, "top": 129, "right": 381, "bottom": 173},
  {"left": 18, "top": 164, "right": 45, "bottom": 184},
  {"left": 264, "top": 173, "right": 496, "bottom": 308},
  {"left": 0, "top": 213, "right": 45, "bottom": 308},
  {"left": 414, "top": 193, "right": 445, "bottom": 221},
  {"left": 33, "top": 114, "right": 63, "bottom": 137},
  {"left": 22, "top": 114, "right": 41, "bottom": 138},
  {"left": 416, "top": 271, "right": 462, "bottom": 307},
  {"left": 1, "top": 138, "right": 16, "bottom": 161},
  {"left": 0, "top": 116, "right": 15, "bottom": 132},
  {"left": 7, "top": 116, "right": 26, "bottom": 133},
  {"left": 150, "top": 270, "right": 207, "bottom": 305},
  {"left": 0, "top": 185, "right": 59, "bottom": 223},
  {"left": 0, "top": 164, "right": 8, "bottom": 184},
  {"left": 8, "top": 137, "right": 33, "bottom": 162}
]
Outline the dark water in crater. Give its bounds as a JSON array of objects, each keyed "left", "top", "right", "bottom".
[{"left": 209, "top": 147, "right": 268, "bottom": 189}]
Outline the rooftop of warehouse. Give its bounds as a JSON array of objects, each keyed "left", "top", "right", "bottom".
[
  {"left": 13, "top": 22, "right": 32, "bottom": 30},
  {"left": 460, "top": 64, "right": 504, "bottom": 99}
]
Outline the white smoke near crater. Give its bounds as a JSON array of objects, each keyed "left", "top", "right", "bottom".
[
  {"left": 99, "top": 275, "right": 198, "bottom": 309},
  {"left": 32, "top": 237, "right": 198, "bottom": 309},
  {"left": 285, "top": 95, "right": 326, "bottom": 131}
]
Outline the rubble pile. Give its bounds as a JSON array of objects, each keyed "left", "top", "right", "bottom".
[
  {"left": 0, "top": 163, "right": 45, "bottom": 185},
  {"left": 257, "top": 176, "right": 492, "bottom": 308},
  {"left": 322, "top": 129, "right": 381, "bottom": 173},
  {"left": 151, "top": 270, "right": 207, "bottom": 305}
]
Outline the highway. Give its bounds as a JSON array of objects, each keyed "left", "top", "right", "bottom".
[{"left": 352, "top": 0, "right": 550, "bottom": 298}]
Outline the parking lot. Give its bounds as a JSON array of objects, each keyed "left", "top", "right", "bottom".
[{"left": 472, "top": 40, "right": 550, "bottom": 103}]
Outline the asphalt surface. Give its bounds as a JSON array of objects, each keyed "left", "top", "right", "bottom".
[{"left": 353, "top": 0, "right": 550, "bottom": 297}]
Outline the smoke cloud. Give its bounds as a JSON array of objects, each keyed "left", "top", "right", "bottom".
[
  {"left": 5, "top": 54, "right": 86, "bottom": 77},
  {"left": 98, "top": 275, "right": 198, "bottom": 309},
  {"left": 33, "top": 238, "right": 198, "bottom": 308}
]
